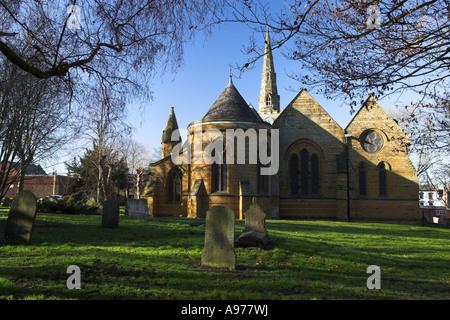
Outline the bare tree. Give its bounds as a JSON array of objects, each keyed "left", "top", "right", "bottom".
[
  {"left": 117, "top": 138, "right": 150, "bottom": 199},
  {"left": 80, "top": 86, "right": 130, "bottom": 203},
  {"left": 0, "top": 0, "right": 224, "bottom": 104},
  {"left": 0, "top": 60, "right": 23, "bottom": 199},
  {"left": 387, "top": 105, "right": 441, "bottom": 178},
  {"left": 221, "top": 1, "right": 448, "bottom": 106},
  {"left": 0, "top": 53, "right": 75, "bottom": 199}
]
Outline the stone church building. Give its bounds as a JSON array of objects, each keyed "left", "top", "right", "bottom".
[{"left": 144, "top": 30, "right": 420, "bottom": 225}]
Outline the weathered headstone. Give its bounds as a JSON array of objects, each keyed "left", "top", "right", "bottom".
[
  {"left": 236, "top": 198, "right": 272, "bottom": 249},
  {"left": 102, "top": 200, "right": 119, "bottom": 228},
  {"left": 201, "top": 206, "right": 236, "bottom": 269},
  {"left": 127, "top": 199, "right": 149, "bottom": 220},
  {"left": 4, "top": 191, "right": 37, "bottom": 244},
  {"left": 243, "top": 198, "right": 267, "bottom": 233}
]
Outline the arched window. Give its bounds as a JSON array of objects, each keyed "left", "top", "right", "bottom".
[
  {"left": 288, "top": 144, "right": 321, "bottom": 197},
  {"left": 212, "top": 150, "right": 228, "bottom": 192},
  {"left": 168, "top": 168, "right": 182, "bottom": 203},
  {"left": 290, "top": 154, "right": 298, "bottom": 195},
  {"left": 221, "top": 151, "right": 228, "bottom": 191},
  {"left": 300, "top": 149, "right": 309, "bottom": 195},
  {"left": 311, "top": 154, "right": 319, "bottom": 195},
  {"left": 266, "top": 94, "right": 272, "bottom": 107},
  {"left": 212, "top": 161, "right": 220, "bottom": 192},
  {"left": 378, "top": 162, "right": 387, "bottom": 196},
  {"left": 266, "top": 72, "right": 271, "bottom": 81},
  {"left": 359, "top": 164, "right": 367, "bottom": 196}
]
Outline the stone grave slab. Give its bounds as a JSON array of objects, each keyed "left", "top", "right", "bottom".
[
  {"left": 127, "top": 199, "right": 149, "bottom": 220},
  {"left": 102, "top": 200, "right": 119, "bottom": 228},
  {"left": 4, "top": 191, "right": 37, "bottom": 244},
  {"left": 201, "top": 206, "right": 236, "bottom": 269},
  {"left": 236, "top": 198, "right": 273, "bottom": 249},
  {"left": 235, "top": 231, "right": 270, "bottom": 249},
  {"left": 243, "top": 198, "right": 267, "bottom": 233}
]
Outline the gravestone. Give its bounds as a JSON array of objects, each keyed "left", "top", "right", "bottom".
[
  {"left": 235, "top": 231, "right": 270, "bottom": 249},
  {"left": 102, "top": 200, "right": 119, "bottom": 228},
  {"left": 4, "top": 191, "right": 37, "bottom": 244},
  {"left": 236, "top": 198, "right": 272, "bottom": 249},
  {"left": 201, "top": 206, "right": 236, "bottom": 269},
  {"left": 243, "top": 198, "right": 267, "bottom": 233},
  {"left": 127, "top": 199, "right": 149, "bottom": 220}
]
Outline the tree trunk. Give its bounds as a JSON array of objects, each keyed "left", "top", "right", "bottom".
[
  {"left": 16, "top": 157, "right": 28, "bottom": 194},
  {"left": 96, "top": 164, "right": 102, "bottom": 203},
  {"left": 136, "top": 169, "right": 142, "bottom": 199}
]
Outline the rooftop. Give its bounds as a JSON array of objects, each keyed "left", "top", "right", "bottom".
[{"left": 202, "top": 79, "right": 261, "bottom": 122}]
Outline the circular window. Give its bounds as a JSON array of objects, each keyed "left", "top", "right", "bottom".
[{"left": 361, "top": 130, "right": 384, "bottom": 153}]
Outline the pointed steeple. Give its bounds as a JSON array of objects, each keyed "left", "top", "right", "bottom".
[
  {"left": 161, "top": 107, "right": 181, "bottom": 158},
  {"left": 258, "top": 27, "right": 280, "bottom": 118},
  {"left": 262, "top": 27, "right": 275, "bottom": 75}
]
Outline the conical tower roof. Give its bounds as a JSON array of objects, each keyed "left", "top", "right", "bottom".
[{"left": 202, "top": 78, "right": 260, "bottom": 122}]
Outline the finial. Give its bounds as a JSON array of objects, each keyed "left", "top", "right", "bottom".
[{"left": 228, "top": 65, "right": 233, "bottom": 85}]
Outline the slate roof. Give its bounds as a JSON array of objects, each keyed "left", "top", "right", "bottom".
[
  {"left": 10, "top": 163, "right": 47, "bottom": 175},
  {"left": 202, "top": 80, "right": 261, "bottom": 122}
]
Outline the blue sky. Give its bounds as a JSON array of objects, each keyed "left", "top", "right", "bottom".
[
  {"left": 52, "top": 10, "right": 415, "bottom": 174},
  {"left": 128, "top": 22, "right": 357, "bottom": 160}
]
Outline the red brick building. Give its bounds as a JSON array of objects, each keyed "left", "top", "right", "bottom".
[{"left": 2, "top": 163, "right": 79, "bottom": 201}]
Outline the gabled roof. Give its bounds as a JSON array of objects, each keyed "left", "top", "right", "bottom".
[
  {"left": 345, "top": 94, "right": 406, "bottom": 136},
  {"left": 202, "top": 79, "right": 261, "bottom": 122},
  {"left": 273, "top": 88, "right": 344, "bottom": 131}
]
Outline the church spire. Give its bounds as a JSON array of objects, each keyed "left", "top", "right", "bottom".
[
  {"left": 258, "top": 27, "right": 280, "bottom": 116},
  {"left": 262, "top": 27, "right": 275, "bottom": 74},
  {"left": 161, "top": 107, "right": 181, "bottom": 158}
]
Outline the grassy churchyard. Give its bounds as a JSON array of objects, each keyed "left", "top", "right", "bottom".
[{"left": 0, "top": 206, "right": 449, "bottom": 300}]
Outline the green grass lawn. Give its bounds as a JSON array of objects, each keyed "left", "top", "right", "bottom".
[{"left": 0, "top": 207, "right": 448, "bottom": 300}]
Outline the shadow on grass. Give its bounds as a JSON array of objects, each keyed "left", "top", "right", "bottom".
[
  {"left": 1, "top": 248, "right": 446, "bottom": 300},
  {"left": 1, "top": 213, "right": 448, "bottom": 299},
  {"left": 268, "top": 218, "right": 447, "bottom": 236},
  {"left": 0, "top": 213, "right": 207, "bottom": 249}
]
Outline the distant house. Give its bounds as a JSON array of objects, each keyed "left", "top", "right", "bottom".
[
  {"left": 419, "top": 185, "right": 449, "bottom": 225},
  {"left": 419, "top": 185, "right": 447, "bottom": 207},
  {"left": 3, "top": 163, "right": 80, "bottom": 200}
]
